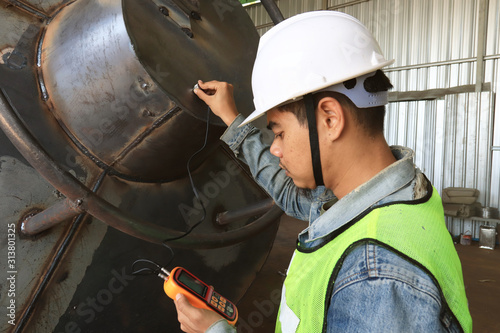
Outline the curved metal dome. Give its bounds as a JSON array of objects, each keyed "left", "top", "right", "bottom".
[{"left": 40, "top": 0, "right": 258, "bottom": 182}]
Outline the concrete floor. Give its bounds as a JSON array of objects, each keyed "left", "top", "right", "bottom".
[
  {"left": 456, "top": 240, "right": 500, "bottom": 333},
  {"left": 238, "top": 215, "right": 500, "bottom": 332}
]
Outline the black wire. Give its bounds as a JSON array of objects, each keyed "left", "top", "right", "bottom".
[
  {"left": 131, "top": 244, "right": 175, "bottom": 277},
  {"left": 161, "top": 241, "right": 175, "bottom": 267},
  {"left": 131, "top": 259, "right": 162, "bottom": 276},
  {"left": 161, "top": 106, "right": 211, "bottom": 243},
  {"left": 132, "top": 105, "right": 211, "bottom": 277}
]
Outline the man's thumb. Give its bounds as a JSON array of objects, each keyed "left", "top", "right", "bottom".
[
  {"left": 175, "top": 293, "right": 193, "bottom": 309},
  {"left": 176, "top": 293, "right": 186, "bottom": 303}
]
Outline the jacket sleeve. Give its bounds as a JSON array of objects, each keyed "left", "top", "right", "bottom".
[
  {"left": 205, "top": 319, "right": 236, "bottom": 333},
  {"left": 220, "top": 114, "right": 323, "bottom": 221}
]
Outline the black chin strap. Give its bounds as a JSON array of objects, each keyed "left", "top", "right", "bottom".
[{"left": 304, "top": 93, "right": 324, "bottom": 186}]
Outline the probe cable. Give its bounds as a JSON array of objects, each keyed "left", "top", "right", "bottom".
[
  {"left": 132, "top": 105, "right": 212, "bottom": 276},
  {"left": 161, "top": 105, "right": 211, "bottom": 243}
]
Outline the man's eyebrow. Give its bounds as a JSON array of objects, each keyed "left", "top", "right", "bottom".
[{"left": 267, "top": 121, "right": 279, "bottom": 131}]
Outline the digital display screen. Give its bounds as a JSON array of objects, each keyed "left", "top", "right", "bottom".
[{"left": 178, "top": 271, "right": 207, "bottom": 297}]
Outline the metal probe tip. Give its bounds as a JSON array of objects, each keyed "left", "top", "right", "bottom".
[{"left": 157, "top": 267, "right": 171, "bottom": 281}]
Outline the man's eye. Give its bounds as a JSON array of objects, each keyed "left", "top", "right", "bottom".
[{"left": 274, "top": 132, "right": 283, "bottom": 139}]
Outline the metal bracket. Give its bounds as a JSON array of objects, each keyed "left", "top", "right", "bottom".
[{"left": 152, "top": 0, "right": 199, "bottom": 37}]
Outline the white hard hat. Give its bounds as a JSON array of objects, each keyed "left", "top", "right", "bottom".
[{"left": 240, "top": 11, "right": 394, "bottom": 127}]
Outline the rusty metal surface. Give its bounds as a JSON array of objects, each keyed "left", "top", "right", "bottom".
[
  {"left": 0, "top": 20, "right": 97, "bottom": 186},
  {"left": 28, "top": 215, "right": 278, "bottom": 333},
  {"left": 39, "top": 0, "right": 229, "bottom": 182},
  {"left": 3, "top": 0, "right": 69, "bottom": 18},
  {"left": 122, "top": 0, "right": 259, "bottom": 122},
  {"left": 0, "top": 0, "right": 282, "bottom": 332},
  {"left": 0, "top": 0, "right": 279, "bottom": 248},
  {"left": 1, "top": 147, "right": 280, "bottom": 332},
  {"left": 0, "top": 88, "right": 281, "bottom": 247},
  {"left": 0, "top": 4, "right": 40, "bottom": 51},
  {"left": 0, "top": 156, "right": 80, "bottom": 332},
  {"left": 96, "top": 146, "right": 279, "bottom": 244}
]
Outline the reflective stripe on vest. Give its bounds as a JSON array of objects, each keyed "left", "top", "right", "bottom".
[{"left": 275, "top": 187, "right": 472, "bottom": 333}]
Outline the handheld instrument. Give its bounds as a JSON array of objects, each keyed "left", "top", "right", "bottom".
[{"left": 159, "top": 266, "right": 238, "bottom": 325}]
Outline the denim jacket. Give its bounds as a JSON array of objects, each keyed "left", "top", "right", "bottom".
[{"left": 208, "top": 114, "right": 461, "bottom": 333}]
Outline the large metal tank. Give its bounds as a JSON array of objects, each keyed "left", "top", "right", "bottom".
[{"left": 0, "top": 0, "right": 282, "bottom": 331}]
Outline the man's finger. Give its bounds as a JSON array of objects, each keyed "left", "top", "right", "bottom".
[
  {"left": 198, "top": 79, "right": 217, "bottom": 90},
  {"left": 196, "top": 80, "right": 217, "bottom": 95},
  {"left": 194, "top": 86, "right": 215, "bottom": 105}
]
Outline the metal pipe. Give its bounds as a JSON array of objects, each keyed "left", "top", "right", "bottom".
[
  {"left": 384, "top": 54, "right": 500, "bottom": 73},
  {"left": 475, "top": 0, "right": 489, "bottom": 92},
  {"left": 327, "top": 0, "right": 369, "bottom": 10},
  {"left": 384, "top": 57, "right": 477, "bottom": 72},
  {"left": 0, "top": 88, "right": 282, "bottom": 248},
  {"left": 217, "top": 198, "right": 275, "bottom": 226},
  {"left": 260, "top": 0, "right": 284, "bottom": 24},
  {"left": 20, "top": 198, "right": 84, "bottom": 236},
  {"left": 14, "top": 171, "right": 106, "bottom": 333}
]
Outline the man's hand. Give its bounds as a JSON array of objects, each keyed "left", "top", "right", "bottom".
[
  {"left": 194, "top": 80, "right": 239, "bottom": 126},
  {"left": 174, "top": 293, "right": 224, "bottom": 333}
]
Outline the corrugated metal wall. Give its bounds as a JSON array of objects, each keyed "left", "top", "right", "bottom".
[{"left": 245, "top": 0, "right": 500, "bottom": 239}]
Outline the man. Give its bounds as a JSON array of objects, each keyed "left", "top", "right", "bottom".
[{"left": 174, "top": 11, "right": 472, "bottom": 333}]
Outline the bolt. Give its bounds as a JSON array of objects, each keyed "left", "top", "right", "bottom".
[
  {"left": 76, "top": 199, "right": 83, "bottom": 206},
  {"left": 53, "top": 189, "right": 64, "bottom": 198},
  {"left": 182, "top": 28, "right": 194, "bottom": 38},
  {"left": 190, "top": 11, "right": 201, "bottom": 20},
  {"left": 159, "top": 6, "right": 169, "bottom": 16},
  {"left": 142, "top": 109, "right": 156, "bottom": 117}
]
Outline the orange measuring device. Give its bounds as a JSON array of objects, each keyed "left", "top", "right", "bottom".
[{"left": 159, "top": 266, "right": 238, "bottom": 325}]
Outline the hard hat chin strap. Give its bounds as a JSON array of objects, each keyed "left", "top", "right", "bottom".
[{"left": 304, "top": 93, "right": 324, "bottom": 187}]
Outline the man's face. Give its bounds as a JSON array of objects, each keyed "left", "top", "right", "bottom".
[{"left": 267, "top": 108, "right": 315, "bottom": 189}]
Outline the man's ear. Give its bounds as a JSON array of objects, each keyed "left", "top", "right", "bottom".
[{"left": 316, "top": 97, "right": 345, "bottom": 141}]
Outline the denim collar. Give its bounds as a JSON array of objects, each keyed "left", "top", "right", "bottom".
[{"left": 299, "top": 146, "right": 417, "bottom": 244}]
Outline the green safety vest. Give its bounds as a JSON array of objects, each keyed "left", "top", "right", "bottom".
[{"left": 276, "top": 187, "right": 472, "bottom": 333}]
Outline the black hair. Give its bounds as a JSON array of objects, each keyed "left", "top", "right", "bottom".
[{"left": 276, "top": 70, "right": 393, "bottom": 136}]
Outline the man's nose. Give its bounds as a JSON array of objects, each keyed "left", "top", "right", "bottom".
[{"left": 270, "top": 141, "right": 282, "bottom": 158}]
